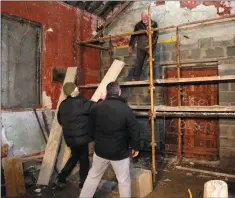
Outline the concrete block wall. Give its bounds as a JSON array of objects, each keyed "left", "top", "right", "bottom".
[
  {"left": 219, "top": 59, "right": 235, "bottom": 160},
  {"left": 101, "top": 34, "right": 235, "bottom": 154}
]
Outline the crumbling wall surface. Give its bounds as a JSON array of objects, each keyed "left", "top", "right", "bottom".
[
  {"left": 1, "top": 110, "right": 55, "bottom": 156},
  {"left": 100, "top": 1, "right": 235, "bottom": 162},
  {"left": 1, "top": 2, "right": 101, "bottom": 154},
  {"left": 1, "top": 1, "right": 78, "bottom": 109},
  {"left": 1, "top": 1, "right": 101, "bottom": 108}
]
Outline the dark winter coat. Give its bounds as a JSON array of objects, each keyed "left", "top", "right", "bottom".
[
  {"left": 129, "top": 20, "right": 159, "bottom": 50},
  {"left": 57, "top": 94, "right": 98, "bottom": 148},
  {"left": 89, "top": 94, "right": 140, "bottom": 161}
]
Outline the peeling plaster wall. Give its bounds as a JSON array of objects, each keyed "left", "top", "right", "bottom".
[
  {"left": 1, "top": 110, "right": 55, "bottom": 155},
  {"left": 1, "top": 2, "right": 101, "bottom": 154},
  {"left": 1, "top": 1, "right": 101, "bottom": 109}
]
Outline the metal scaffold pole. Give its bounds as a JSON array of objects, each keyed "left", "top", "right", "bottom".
[{"left": 147, "top": 5, "right": 157, "bottom": 182}]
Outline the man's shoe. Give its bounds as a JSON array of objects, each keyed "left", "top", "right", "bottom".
[{"left": 54, "top": 179, "right": 67, "bottom": 189}]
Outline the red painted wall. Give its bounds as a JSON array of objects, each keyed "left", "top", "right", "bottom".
[{"left": 1, "top": 1, "right": 101, "bottom": 108}]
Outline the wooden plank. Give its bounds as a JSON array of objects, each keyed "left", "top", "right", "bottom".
[
  {"left": 37, "top": 67, "right": 77, "bottom": 186},
  {"left": 5, "top": 156, "right": 25, "bottom": 197},
  {"left": 130, "top": 105, "right": 235, "bottom": 112},
  {"left": 79, "top": 75, "right": 235, "bottom": 88},
  {"left": 56, "top": 59, "right": 125, "bottom": 171},
  {"left": 91, "top": 59, "right": 125, "bottom": 101},
  {"left": 5, "top": 157, "right": 17, "bottom": 197},
  {"left": 12, "top": 157, "right": 25, "bottom": 195},
  {"left": 56, "top": 140, "right": 71, "bottom": 172},
  {"left": 21, "top": 154, "right": 44, "bottom": 162}
]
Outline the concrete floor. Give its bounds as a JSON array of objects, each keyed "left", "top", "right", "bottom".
[{"left": 16, "top": 154, "right": 235, "bottom": 198}]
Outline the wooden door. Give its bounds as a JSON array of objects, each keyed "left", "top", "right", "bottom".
[{"left": 164, "top": 67, "right": 219, "bottom": 160}]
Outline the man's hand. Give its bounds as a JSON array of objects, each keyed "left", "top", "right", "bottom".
[
  {"left": 128, "top": 47, "right": 133, "bottom": 55},
  {"left": 132, "top": 149, "right": 139, "bottom": 158},
  {"left": 100, "top": 92, "right": 106, "bottom": 100}
]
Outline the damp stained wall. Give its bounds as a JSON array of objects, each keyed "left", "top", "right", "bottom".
[{"left": 1, "top": 1, "right": 101, "bottom": 154}]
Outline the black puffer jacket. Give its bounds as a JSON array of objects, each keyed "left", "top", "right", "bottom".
[
  {"left": 89, "top": 94, "right": 141, "bottom": 161},
  {"left": 57, "top": 94, "right": 97, "bottom": 148}
]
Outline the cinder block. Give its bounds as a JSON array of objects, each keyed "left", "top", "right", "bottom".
[
  {"left": 191, "top": 49, "right": 201, "bottom": 59},
  {"left": 231, "top": 83, "right": 235, "bottom": 91},
  {"left": 157, "top": 51, "right": 171, "bottom": 62},
  {"left": 219, "top": 91, "right": 235, "bottom": 103},
  {"left": 219, "top": 57, "right": 235, "bottom": 64},
  {"left": 220, "top": 147, "right": 235, "bottom": 158},
  {"left": 128, "top": 94, "right": 137, "bottom": 104},
  {"left": 214, "top": 39, "right": 233, "bottom": 47},
  {"left": 132, "top": 87, "right": 144, "bottom": 94},
  {"left": 102, "top": 50, "right": 110, "bottom": 57},
  {"left": 220, "top": 119, "right": 235, "bottom": 125},
  {"left": 180, "top": 39, "right": 199, "bottom": 50},
  {"left": 101, "top": 58, "right": 110, "bottom": 67},
  {"left": 220, "top": 138, "right": 235, "bottom": 147},
  {"left": 181, "top": 50, "right": 191, "bottom": 60},
  {"left": 136, "top": 94, "right": 148, "bottom": 105},
  {"left": 219, "top": 64, "right": 235, "bottom": 76},
  {"left": 219, "top": 102, "right": 232, "bottom": 106},
  {"left": 113, "top": 47, "right": 129, "bottom": 57},
  {"left": 199, "top": 37, "right": 213, "bottom": 48},
  {"left": 227, "top": 46, "right": 235, "bottom": 56},
  {"left": 124, "top": 56, "right": 135, "bottom": 65},
  {"left": 219, "top": 83, "right": 230, "bottom": 92},
  {"left": 131, "top": 168, "right": 153, "bottom": 198},
  {"left": 204, "top": 47, "right": 225, "bottom": 58},
  {"left": 159, "top": 42, "right": 176, "bottom": 52}
]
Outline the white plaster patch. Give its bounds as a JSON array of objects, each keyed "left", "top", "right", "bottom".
[
  {"left": 42, "top": 91, "right": 52, "bottom": 109},
  {"left": 2, "top": 111, "right": 46, "bottom": 155},
  {"left": 46, "top": 28, "right": 53, "bottom": 32}
]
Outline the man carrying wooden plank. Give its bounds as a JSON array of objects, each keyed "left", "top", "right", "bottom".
[
  {"left": 79, "top": 82, "right": 140, "bottom": 198},
  {"left": 54, "top": 82, "right": 104, "bottom": 189}
]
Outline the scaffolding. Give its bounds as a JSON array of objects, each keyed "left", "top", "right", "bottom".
[{"left": 78, "top": 6, "right": 235, "bottom": 181}]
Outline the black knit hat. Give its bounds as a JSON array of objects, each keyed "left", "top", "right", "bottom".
[{"left": 63, "top": 82, "right": 76, "bottom": 96}]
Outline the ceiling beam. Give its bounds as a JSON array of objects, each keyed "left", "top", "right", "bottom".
[
  {"left": 95, "top": 1, "right": 111, "bottom": 16},
  {"left": 93, "top": 1, "right": 133, "bottom": 40},
  {"left": 87, "top": 1, "right": 103, "bottom": 13}
]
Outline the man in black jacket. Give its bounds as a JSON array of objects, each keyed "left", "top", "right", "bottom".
[
  {"left": 79, "top": 82, "right": 140, "bottom": 198},
  {"left": 129, "top": 11, "right": 159, "bottom": 81},
  {"left": 55, "top": 82, "right": 103, "bottom": 189}
]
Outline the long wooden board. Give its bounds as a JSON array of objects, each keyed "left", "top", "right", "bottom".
[
  {"left": 79, "top": 75, "right": 235, "bottom": 88},
  {"left": 129, "top": 105, "right": 235, "bottom": 112},
  {"left": 56, "top": 59, "right": 125, "bottom": 172},
  {"left": 5, "top": 156, "right": 25, "bottom": 197},
  {"left": 37, "top": 67, "right": 77, "bottom": 185}
]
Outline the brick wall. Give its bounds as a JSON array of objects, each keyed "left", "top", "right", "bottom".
[{"left": 100, "top": 34, "right": 235, "bottom": 157}]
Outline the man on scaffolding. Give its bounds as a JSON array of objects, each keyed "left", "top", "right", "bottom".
[{"left": 128, "top": 11, "right": 159, "bottom": 81}]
